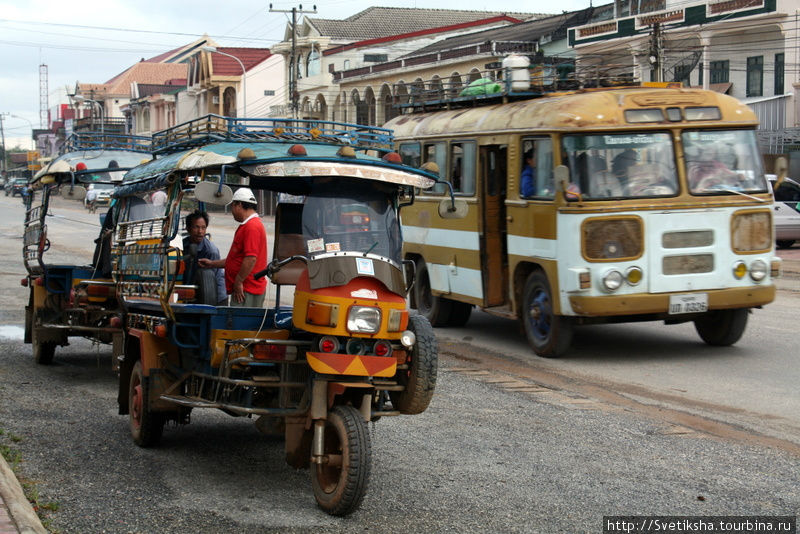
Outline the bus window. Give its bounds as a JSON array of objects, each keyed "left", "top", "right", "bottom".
[
  {"left": 520, "top": 138, "right": 554, "bottom": 199},
  {"left": 423, "top": 142, "right": 447, "bottom": 195},
  {"left": 450, "top": 142, "right": 476, "bottom": 196},
  {"left": 682, "top": 130, "right": 768, "bottom": 194},
  {"left": 563, "top": 133, "right": 678, "bottom": 199},
  {"left": 399, "top": 142, "right": 421, "bottom": 168}
]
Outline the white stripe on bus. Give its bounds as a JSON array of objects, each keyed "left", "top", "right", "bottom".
[
  {"left": 428, "top": 263, "right": 484, "bottom": 299},
  {"left": 402, "top": 225, "right": 480, "bottom": 251},
  {"left": 507, "top": 234, "right": 557, "bottom": 259}
]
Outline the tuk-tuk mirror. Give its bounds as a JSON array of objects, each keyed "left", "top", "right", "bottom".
[
  {"left": 62, "top": 185, "right": 87, "bottom": 201},
  {"left": 194, "top": 181, "right": 234, "bottom": 205},
  {"left": 438, "top": 198, "right": 468, "bottom": 219}
]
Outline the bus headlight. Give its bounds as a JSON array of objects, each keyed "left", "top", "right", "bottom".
[
  {"left": 625, "top": 266, "right": 643, "bottom": 286},
  {"left": 601, "top": 270, "right": 624, "bottom": 292},
  {"left": 347, "top": 306, "right": 381, "bottom": 334},
  {"left": 731, "top": 211, "right": 771, "bottom": 252},
  {"left": 732, "top": 261, "right": 747, "bottom": 279},
  {"left": 749, "top": 259, "right": 767, "bottom": 282}
]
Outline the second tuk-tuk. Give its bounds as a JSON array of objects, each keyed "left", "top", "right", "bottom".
[
  {"left": 111, "top": 115, "right": 461, "bottom": 515},
  {"left": 22, "top": 132, "right": 151, "bottom": 365}
]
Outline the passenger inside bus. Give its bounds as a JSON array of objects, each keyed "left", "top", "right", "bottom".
[
  {"left": 520, "top": 150, "right": 536, "bottom": 197},
  {"left": 686, "top": 144, "right": 744, "bottom": 192}
]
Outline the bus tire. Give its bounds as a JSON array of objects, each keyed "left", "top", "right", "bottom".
[
  {"left": 413, "top": 260, "right": 452, "bottom": 326},
  {"left": 390, "top": 313, "right": 438, "bottom": 414},
  {"left": 446, "top": 300, "right": 472, "bottom": 327},
  {"left": 776, "top": 240, "right": 794, "bottom": 249},
  {"left": 522, "top": 271, "right": 573, "bottom": 357},
  {"left": 311, "top": 405, "right": 371, "bottom": 516},
  {"left": 694, "top": 308, "right": 749, "bottom": 346},
  {"left": 129, "top": 360, "right": 165, "bottom": 447}
]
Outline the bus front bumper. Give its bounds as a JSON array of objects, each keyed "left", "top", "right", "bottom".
[{"left": 568, "top": 285, "right": 776, "bottom": 317}]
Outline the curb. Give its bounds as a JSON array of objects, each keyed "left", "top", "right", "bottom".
[{"left": 0, "top": 454, "right": 47, "bottom": 534}]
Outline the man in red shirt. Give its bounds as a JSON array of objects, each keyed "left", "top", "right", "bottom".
[{"left": 199, "top": 188, "right": 267, "bottom": 307}]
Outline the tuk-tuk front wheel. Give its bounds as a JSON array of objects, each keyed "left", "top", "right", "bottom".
[
  {"left": 129, "top": 360, "right": 164, "bottom": 447},
  {"left": 311, "top": 405, "right": 371, "bottom": 516},
  {"left": 390, "top": 313, "right": 438, "bottom": 414}
]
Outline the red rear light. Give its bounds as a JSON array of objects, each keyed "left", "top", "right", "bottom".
[
  {"left": 373, "top": 341, "right": 392, "bottom": 357},
  {"left": 109, "top": 316, "right": 123, "bottom": 328},
  {"left": 154, "top": 324, "right": 168, "bottom": 338},
  {"left": 20, "top": 278, "right": 28, "bottom": 287},
  {"left": 87, "top": 284, "right": 115, "bottom": 297},
  {"left": 34, "top": 277, "right": 44, "bottom": 286},
  {"left": 252, "top": 344, "right": 287, "bottom": 360},
  {"left": 173, "top": 287, "right": 195, "bottom": 301},
  {"left": 320, "top": 336, "right": 339, "bottom": 353}
]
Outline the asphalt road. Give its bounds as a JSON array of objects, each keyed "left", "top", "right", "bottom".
[{"left": 0, "top": 193, "right": 797, "bottom": 533}]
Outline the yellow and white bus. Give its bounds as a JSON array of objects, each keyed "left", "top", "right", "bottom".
[{"left": 386, "top": 85, "right": 780, "bottom": 357}]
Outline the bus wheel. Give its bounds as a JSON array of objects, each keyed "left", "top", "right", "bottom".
[
  {"left": 391, "top": 313, "right": 438, "bottom": 414},
  {"left": 129, "top": 360, "right": 164, "bottom": 447},
  {"left": 522, "top": 271, "right": 573, "bottom": 357},
  {"left": 694, "top": 309, "right": 749, "bottom": 346},
  {"left": 413, "top": 260, "right": 452, "bottom": 326},
  {"left": 776, "top": 240, "right": 794, "bottom": 249},
  {"left": 311, "top": 405, "right": 371, "bottom": 516},
  {"left": 446, "top": 300, "right": 472, "bottom": 327},
  {"left": 32, "top": 327, "right": 56, "bottom": 365}
]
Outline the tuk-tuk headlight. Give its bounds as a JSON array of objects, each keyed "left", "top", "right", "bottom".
[{"left": 347, "top": 306, "right": 381, "bottom": 334}]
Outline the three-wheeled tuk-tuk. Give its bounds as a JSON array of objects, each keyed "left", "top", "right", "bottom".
[
  {"left": 22, "top": 133, "right": 152, "bottom": 365},
  {"left": 111, "top": 115, "right": 462, "bottom": 515}
]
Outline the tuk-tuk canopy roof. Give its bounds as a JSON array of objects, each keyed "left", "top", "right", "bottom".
[
  {"left": 32, "top": 149, "right": 152, "bottom": 184},
  {"left": 120, "top": 115, "right": 438, "bottom": 192}
]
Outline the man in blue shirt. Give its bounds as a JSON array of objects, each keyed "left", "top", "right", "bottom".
[
  {"left": 183, "top": 210, "right": 227, "bottom": 304},
  {"left": 521, "top": 149, "right": 536, "bottom": 197}
]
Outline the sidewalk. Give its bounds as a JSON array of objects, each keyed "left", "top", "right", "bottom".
[{"left": 0, "top": 454, "right": 46, "bottom": 534}]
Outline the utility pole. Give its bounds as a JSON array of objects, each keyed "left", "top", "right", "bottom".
[
  {"left": 0, "top": 112, "right": 7, "bottom": 179},
  {"left": 650, "top": 22, "right": 664, "bottom": 83},
  {"left": 269, "top": 3, "right": 317, "bottom": 119}
]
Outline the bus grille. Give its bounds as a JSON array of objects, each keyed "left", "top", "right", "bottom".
[{"left": 662, "top": 254, "right": 714, "bottom": 275}]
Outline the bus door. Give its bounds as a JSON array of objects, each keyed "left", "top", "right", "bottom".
[{"left": 479, "top": 144, "right": 508, "bottom": 307}]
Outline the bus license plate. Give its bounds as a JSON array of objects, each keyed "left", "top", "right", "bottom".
[{"left": 668, "top": 293, "right": 708, "bottom": 314}]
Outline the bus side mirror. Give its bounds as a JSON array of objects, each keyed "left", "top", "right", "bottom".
[
  {"left": 438, "top": 198, "right": 468, "bottom": 219},
  {"left": 775, "top": 156, "right": 788, "bottom": 188},
  {"left": 62, "top": 185, "right": 87, "bottom": 201}
]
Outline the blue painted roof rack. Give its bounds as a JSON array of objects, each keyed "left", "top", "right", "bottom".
[
  {"left": 61, "top": 132, "right": 152, "bottom": 154},
  {"left": 151, "top": 114, "right": 394, "bottom": 155}
]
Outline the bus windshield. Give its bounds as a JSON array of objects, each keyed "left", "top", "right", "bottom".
[
  {"left": 682, "top": 129, "right": 768, "bottom": 194},
  {"left": 302, "top": 183, "right": 402, "bottom": 264},
  {"left": 563, "top": 132, "right": 678, "bottom": 199}
]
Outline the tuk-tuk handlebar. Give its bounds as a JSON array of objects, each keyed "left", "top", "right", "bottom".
[{"left": 253, "top": 255, "right": 308, "bottom": 280}]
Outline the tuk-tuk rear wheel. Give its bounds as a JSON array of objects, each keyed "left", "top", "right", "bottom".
[
  {"left": 129, "top": 360, "right": 164, "bottom": 447},
  {"left": 311, "top": 405, "right": 371, "bottom": 516},
  {"left": 31, "top": 327, "right": 56, "bottom": 365}
]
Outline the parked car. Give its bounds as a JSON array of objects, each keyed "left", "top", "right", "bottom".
[
  {"left": 84, "top": 183, "right": 114, "bottom": 210},
  {"left": 5, "top": 178, "right": 28, "bottom": 197},
  {"left": 768, "top": 174, "right": 800, "bottom": 248}
]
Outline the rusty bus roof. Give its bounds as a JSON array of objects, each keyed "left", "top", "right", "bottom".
[{"left": 385, "top": 87, "right": 758, "bottom": 139}]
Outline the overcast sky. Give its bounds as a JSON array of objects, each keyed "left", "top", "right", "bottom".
[{"left": 0, "top": 0, "right": 592, "bottom": 148}]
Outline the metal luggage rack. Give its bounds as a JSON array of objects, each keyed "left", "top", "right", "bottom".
[
  {"left": 116, "top": 217, "right": 171, "bottom": 245},
  {"left": 151, "top": 114, "right": 395, "bottom": 155},
  {"left": 61, "top": 132, "right": 152, "bottom": 154},
  {"left": 392, "top": 59, "right": 646, "bottom": 112}
]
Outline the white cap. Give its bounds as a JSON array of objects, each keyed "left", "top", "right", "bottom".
[{"left": 231, "top": 187, "right": 256, "bottom": 204}]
